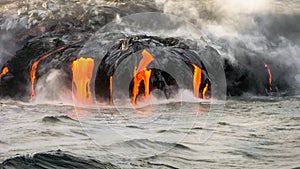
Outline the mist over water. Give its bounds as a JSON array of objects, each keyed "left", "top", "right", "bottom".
[{"left": 0, "top": 0, "right": 299, "bottom": 168}]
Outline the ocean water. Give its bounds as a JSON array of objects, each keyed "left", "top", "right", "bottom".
[{"left": 0, "top": 96, "right": 299, "bottom": 168}]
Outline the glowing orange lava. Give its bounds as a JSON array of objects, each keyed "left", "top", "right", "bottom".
[
  {"left": 265, "top": 64, "right": 273, "bottom": 91},
  {"left": 132, "top": 49, "right": 154, "bottom": 104},
  {"left": 0, "top": 66, "right": 9, "bottom": 78},
  {"left": 192, "top": 64, "right": 202, "bottom": 98},
  {"left": 132, "top": 69, "right": 152, "bottom": 104},
  {"left": 29, "top": 46, "right": 66, "bottom": 99},
  {"left": 202, "top": 83, "right": 209, "bottom": 100},
  {"left": 72, "top": 57, "right": 94, "bottom": 104},
  {"left": 110, "top": 76, "right": 113, "bottom": 105}
]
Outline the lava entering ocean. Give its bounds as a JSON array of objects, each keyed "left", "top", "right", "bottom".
[
  {"left": 132, "top": 49, "right": 154, "bottom": 104},
  {"left": 0, "top": 14, "right": 293, "bottom": 102},
  {"left": 109, "top": 76, "right": 113, "bottom": 105},
  {"left": 72, "top": 57, "right": 95, "bottom": 104},
  {"left": 264, "top": 64, "right": 273, "bottom": 92},
  {"left": 30, "top": 46, "right": 67, "bottom": 99},
  {"left": 202, "top": 83, "right": 209, "bottom": 100},
  {"left": 192, "top": 63, "right": 202, "bottom": 99}
]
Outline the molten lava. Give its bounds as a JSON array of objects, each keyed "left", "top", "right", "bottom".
[
  {"left": 264, "top": 64, "right": 273, "bottom": 91},
  {"left": 72, "top": 57, "right": 94, "bottom": 104},
  {"left": 202, "top": 83, "right": 209, "bottom": 100},
  {"left": 137, "top": 49, "right": 154, "bottom": 72},
  {"left": 0, "top": 66, "right": 9, "bottom": 78},
  {"left": 29, "top": 46, "right": 66, "bottom": 99},
  {"left": 110, "top": 76, "right": 113, "bottom": 105},
  {"left": 192, "top": 64, "right": 202, "bottom": 98},
  {"left": 132, "top": 69, "right": 152, "bottom": 104},
  {"left": 132, "top": 49, "right": 154, "bottom": 104}
]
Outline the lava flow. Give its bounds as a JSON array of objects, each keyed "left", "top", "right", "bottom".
[
  {"left": 110, "top": 76, "right": 113, "bottom": 105},
  {"left": 264, "top": 64, "right": 273, "bottom": 91},
  {"left": 192, "top": 64, "right": 202, "bottom": 98},
  {"left": 0, "top": 66, "right": 9, "bottom": 78},
  {"left": 132, "top": 49, "right": 154, "bottom": 104},
  {"left": 29, "top": 46, "right": 67, "bottom": 99},
  {"left": 72, "top": 57, "right": 94, "bottom": 104},
  {"left": 202, "top": 83, "right": 209, "bottom": 100}
]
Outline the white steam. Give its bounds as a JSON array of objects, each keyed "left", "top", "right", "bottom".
[
  {"left": 155, "top": 0, "right": 300, "bottom": 91},
  {"left": 34, "top": 69, "right": 73, "bottom": 104}
]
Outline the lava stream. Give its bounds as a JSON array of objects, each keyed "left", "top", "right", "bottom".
[
  {"left": 202, "top": 83, "right": 209, "bottom": 100},
  {"left": 29, "top": 46, "right": 67, "bottom": 99},
  {"left": 72, "top": 57, "right": 94, "bottom": 104},
  {"left": 192, "top": 64, "right": 202, "bottom": 98},
  {"left": 264, "top": 64, "right": 273, "bottom": 91},
  {"left": 110, "top": 76, "right": 113, "bottom": 105},
  {"left": 0, "top": 66, "right": 9, "bottom": 78},
  {"left": 132, "top": 49, "right": 154, "bottom": 104}
]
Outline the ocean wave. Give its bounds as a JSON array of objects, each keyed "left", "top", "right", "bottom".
[
  {"left": 42, "top": 115, "right": 78, "bottom": 123},
  {"left": 0, "top": 150, "right": 119, "bottom": 169}
]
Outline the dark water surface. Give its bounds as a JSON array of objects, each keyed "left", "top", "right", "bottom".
[{"left": 0, "top": 97, "right": 299, "bottom": 168}]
